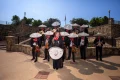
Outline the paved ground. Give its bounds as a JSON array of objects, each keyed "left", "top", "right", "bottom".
[{"left": 0, "top": 50, "right": 120, "bottom": 80}]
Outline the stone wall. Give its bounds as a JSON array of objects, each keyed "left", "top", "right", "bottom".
[
  {"left": 0, "top": 24, "right": 39, "bottom": 41},
  {"left": 111, "top": 24, "right": 120, "bottom": 38},
  {"left": 88, "top": 24, "right": 112, "bottom": 37},
  {"left": 88, "top": 23, "right": 120, "bottom": 47},
  {"left": 10, "top": 44, "right": 120, "bottom": 59},
  {"left": 116, "top": 37, "right": 120, "bottom": 48},
  {"left": 75, "top": 47, "right": 120, "bottom": 58},
  {"left": 88, "top": 24, "right": 120, "bottom": 38}
]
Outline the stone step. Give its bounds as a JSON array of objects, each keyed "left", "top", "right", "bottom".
[
  {"left": 0, "top": 45, "right": 6, "bottom": 50},
  {"left": 0, "top": 47, "right": 6, "bottom": 50}
]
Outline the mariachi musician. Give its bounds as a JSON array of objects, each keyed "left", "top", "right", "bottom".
[
  {"left": 50, "top": 32, "right": 63, "bottom": 70},
  {"left": 94, "top": 33, "right": 105, "bottom": 61},
  {"left": 30, "top": 38, "right": 40, "bottom": 62},
  {"left": 78, "top": 36, "right": 88, "bottom": 60},
  {"left": 65, "top": 29, "right": 72, "bottom": 34},
  {"left": 67, "top": 33, "right": 78, "bottom": 62},
  {"left": 39, "top": 28, "right": 45, "bottom": 47},
  {"left": 43, "top": 31, "right": 53, "bottom": 61},
  {"left": 60, "top": 32, "right": 70, "bottom": 62}
]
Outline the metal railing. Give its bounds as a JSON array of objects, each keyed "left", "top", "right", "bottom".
[
  {"left": 114, "top": 20, "right": 120, "bottom": 25},
  {"left": 0, "top": 20, "right": 12, "bottom": 25}
]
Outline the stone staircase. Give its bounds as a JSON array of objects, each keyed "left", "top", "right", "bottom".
[{"left": 0, "top": 41, "right": 6, "bottom": 50}]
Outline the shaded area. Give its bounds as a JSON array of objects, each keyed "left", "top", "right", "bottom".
[
  {"left": 57, "top": 66, "right": 82, "bottom": 80},
  {"left": 35, "top": 61, "right": 54, "bottom": 73},
  {"left": 87, "top": 60, "right": 119, "bottom": 70},
  {"left": 65, "top": 60, "right": 104, "bottom": 75}
]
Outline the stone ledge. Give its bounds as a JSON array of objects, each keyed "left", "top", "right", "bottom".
[{"left": 11, "top": 44, "right": 120, "bottom": 59}]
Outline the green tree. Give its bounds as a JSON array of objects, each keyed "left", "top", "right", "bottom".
[
  {"left": 43, "top": 18, "right": 61, "bottom": 28},
  {"left": 103, "top": 16, "right": 108, "bottom": 24},
  {"left": 89, "top": 16, "right": 108, "bottom": 27},
  {"left": 23, "top": 17, "right": 33, "bottom": 24},
  {"left": 70, "top": 18, "right": 89, "bottom": 25},
  {"left": 32, "top": 19, "right": 42, "bottom": 26},
  {"left": 11, "top": 15, "right": 20, "bottom": 25}
]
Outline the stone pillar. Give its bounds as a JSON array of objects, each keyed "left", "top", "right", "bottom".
[
  {"left": 108, "top": 18, "right": 114, "bottom": 25},
  {"left": 6, "top": 36, "right": 16, "bottom": 51},
  {"left": 115, "top": 37, "right": 120, "bottom": 48},
  {"left": 8, "top": 31, "right": 13, "bottom": 36}
]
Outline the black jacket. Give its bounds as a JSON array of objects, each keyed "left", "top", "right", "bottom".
[
  {"left": 67, "top": 37, "right": 78, "bottom": 47},
  {"left": 94, "top": 37, "right": 105, "bottom": 47},
  {"left": 78, "top": 37, "right": 88, "bottom": 47},
  {"left": 44, "top": 36, "right": 53, "bottom": 47},
  {"left": 38, "top": 37, "right": 42, "bottom": 47},
  {"left": 64, "top": 36, "right": 70, "bottom": 47},
  {"left": 30, "top": 38, "right": 39, "bottom": 47},
  {"left": 50, "top": 36, "right": 63, "bottom": 49}
]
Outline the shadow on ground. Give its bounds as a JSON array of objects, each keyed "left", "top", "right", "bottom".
[
  {"left": 57, "top": 66, "right": 83, "bottom": 80},
  {"left": 65, "top": 58, "right": 120, "bottom": 75}
]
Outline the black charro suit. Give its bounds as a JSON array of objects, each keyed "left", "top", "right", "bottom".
[
  {"left": 67, "top": 38, "right": 78, "bottom": 62},
  {"left": 78, "top": 37, "right": 88, "bottom": 60},
  {"left": 30, "top": 38, "right": 39, "bottom": 61},
  {"left": 94, "top": 37, "right": 105, "bottom": 61},
  {"left": 50, "top": 36, "right": 63, "bottom": 70},
  {"left": 43, "top": 36, "right": 52, "bottom": 61}
]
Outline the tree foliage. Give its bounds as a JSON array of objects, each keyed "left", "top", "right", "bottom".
[
  {"left": 24, "top": 17, "right": 33, "bottom": 25},
  {"left": 70, "top": 18, "right": 89, "bottom": 25},
  {"left": 43, "top": 18, "right": 61, "bottom": 28},
  {"left": 89, "top": 16, "right": 108, "bottom": 27},
  {"left": 32, "top": 19, "right": 42, "bottom": 26},
  {"left": 11, "top": 15, "right": 20, "bottom": 25}
]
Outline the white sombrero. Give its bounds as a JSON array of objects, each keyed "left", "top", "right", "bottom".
[
  {"left": 30, "top": 33, "right": 42, "bottom": 38},
  {"left": 64, "top": 24, "right": 72, "bottom": 30},
  {"left": 49, "top": 47, "right": 63, "bottom": 60},
  {"left": 52, "top": 22, "right": 60, "bottom": 26},
  {"left": 72, "top": 23, "right": 80, "bottom": 27},
  {"left": 68, "top": 33, "right": 78, "bottom": 38},
  {"left": 38, "top": 24, "right": 47, "bottom": 28},
  {"left": 80, "top": 24, "right": 88, "bottom": 28},
  {"left": 60, "top": 32, "right": 69, "bottom": 36},
  {"left": 78, "top": 32, "right": 89, "bottom": 37},
  {"left": 94, "top": 32, "right": 105, "bottom": 36},
  {"left": 44, "top": 31, "right": 53, "bottom": 35}
]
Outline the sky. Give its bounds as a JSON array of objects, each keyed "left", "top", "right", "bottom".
[{"left": 0, "top": 0, "right": 120, "bottom": 26}]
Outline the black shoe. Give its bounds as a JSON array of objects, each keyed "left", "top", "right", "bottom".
[
  {"left": 34, "top": 60, "right": 37, "bottom": 62},
  {"left": 56, "top": 68, "right": 58, "bottom": 70},
  {"left": 31, "top": 58, "right": 35, "bottom": 61},
  {"left": 73, "top": 61, "right": 75, "bottom": 62},
  {"left": 43, "top": 58, "right": 46, "bottom": 60},
  {"left": 66, "top": 59, "right": 70, "bottom": 60},
  {"left": 100, "top": 59, "right": 102, "bottom": 61},
  {"left": 96, "top": 58, "right": 98, "bottom": 61}
]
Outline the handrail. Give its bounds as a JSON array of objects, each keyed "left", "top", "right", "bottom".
[{"left": 19, "top": 38, "right": 31, "bottom": 44}]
